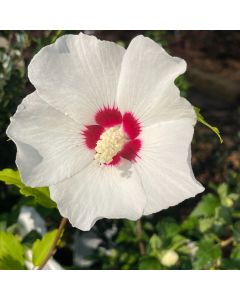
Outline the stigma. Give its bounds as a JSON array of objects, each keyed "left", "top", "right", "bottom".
[{"left": 94, "top": 126, "right": 126, "bottom": 164}]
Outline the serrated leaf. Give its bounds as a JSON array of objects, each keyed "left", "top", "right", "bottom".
[
  {"left": 0, "top": 231, "right": 25, "bottom": 270},
  {"left": 194, "top": 107, "right": 223, "bottom": 143},
  {"left": 0, "top": 168, "right": 56, "bottom": 208},
  {"left": 32, "top": 230, "right": 58, "bottom": 267}
]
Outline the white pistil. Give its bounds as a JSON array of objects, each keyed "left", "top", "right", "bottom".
[{"left": 95, "top": 126, "right": 126, "bottom": 164}]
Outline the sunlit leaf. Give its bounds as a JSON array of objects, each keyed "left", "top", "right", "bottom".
[
  {"left": 32, "top": 230, "right": 58, "bottom": 267},
  {"left": 0, "top": 231, "right": 25, "bottom": 270},
  {"left": 217, "top": 183, "right": 228, "bottom": 199},
  {"left": 0, "top": 168, "right": 56, "bottom": 208},
  {"left": 199, "top": 218, "right": 214, "bottom": 233}
]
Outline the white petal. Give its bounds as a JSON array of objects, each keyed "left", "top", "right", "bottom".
[
  {"left": 116, "top": 35, "right": 194, "bottom": 126},
  {"left": 7, "top": 92, "right": 92, "bottom": 187},
  {"left": 50, "top": 160, "right": 146, "bottom": 231},
  {"left": 135, "top": 119, "right": 204, "bottom": 215},
  {"left": 28, "top": 33, "right": 125, "bottom": 125}
]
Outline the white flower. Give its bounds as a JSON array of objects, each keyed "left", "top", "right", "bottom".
[{"left": 7, "top": 33, "right": 204, "bottom": 231}]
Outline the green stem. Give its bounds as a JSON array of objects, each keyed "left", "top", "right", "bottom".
[
  {"left": 136, "top": 219, "right": 145, "bottom": 256},
  {"left": 38, "top": 217, "right": 67, "bottom": 270}
]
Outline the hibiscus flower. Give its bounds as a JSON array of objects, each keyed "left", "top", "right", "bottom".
[{"left": 7, "top": 33, "right": 204, "bottom": 230}]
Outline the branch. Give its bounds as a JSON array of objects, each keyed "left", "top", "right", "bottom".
[{"left": 220, "top": 236, "right": 233, "bottom": 248}]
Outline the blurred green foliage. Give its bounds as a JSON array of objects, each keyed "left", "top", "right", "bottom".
[
  {"left": 0, "top": 231, "right": 25, "bottom": 269},
  {"left": 92, "top": 172, "right": 240, "bottom": 270},
  {"left": 1, "top": 168, "right": 240, "bottom": 269},
  {"left": 0, "top": 31, "right": 239, "bottom": 270},
  {"left": 32, "top": 229, "right": 58, "bottom": 267}
]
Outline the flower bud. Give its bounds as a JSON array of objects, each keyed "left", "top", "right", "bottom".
[
  {"left": 161, "top": 250, "right": 179, "bottom": 267},
  {"left": 222, "top": 197, "right": 234, "bottom": 208}
]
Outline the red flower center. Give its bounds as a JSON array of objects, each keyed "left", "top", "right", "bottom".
[{"left": 82, "top": 107, "right": 142, "bottom": 166}]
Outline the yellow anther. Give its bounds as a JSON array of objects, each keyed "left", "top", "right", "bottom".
[{"left": 94, "top": 126, "right": 126, "bottom": 164}]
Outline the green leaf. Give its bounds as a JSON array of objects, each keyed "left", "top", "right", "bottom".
[
  {"left": 215, "top": 207, "right": 232, "bottom": 225},
  {"left": 231, "top": 244, "right": 240, "bottom": 260},
  {"left": 191, "top": 193, "right": 220, "bottom": 218},
  {"left": 139, "top": 256, "right": 162, "bottom": 270},
  {"left": 156, "top": 217, "right": 179, "bottom": 239},
  {"left": 0, "top": 231, "right": 25, "bottom": 270},
  {"left": 221, "top": 196, "right": 234, "bottom": 208},
  {"left": 217, "top": 183, "right": 228, "bottom": 199},
  {"left": 149, "top": 234, "right": 162, "bottom": 251},
  {"left": 181, "top": 216, "right": 198, "bottom": 232},
  {"left": 194, "top": 107, "right": 223, "bottom": 143},
  {"left": 175, "top": 75, "right": 191, "bottom": 97},
  {"left": 193, "top": 239, "right": 222, "bottom": 270},
  {"left": 199, "top": 218, "right": 214, "bottom": 233},
  {"left": 220, "top": 189, "right": 238, "bottom": 208},
  {"left": 0, "top": 214, "right": 7, "bottom": 231},
  {"left": 117, "top": 220, "right": 137, "bottom": 243},
  {"left": 170, "top": 234, "right": 188, "bottom": 250},
  {"left": 50, "top": 30, "right": 64, "bottom": 43},
  {"left": 32, "top": 230, "right": 58, "bottom": 267},
  {"left": 233, "top": 221, "right": 240, "bottom": 243},
  {"left": 221, "top": 259, "right": 240, "bottom": 270},
  {"left": 0, "top": 168, "right": 56, "bottom": 208}
]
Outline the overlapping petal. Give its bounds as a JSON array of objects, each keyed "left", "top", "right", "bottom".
[
  {"left": 28, "top": 33, "right": 125, "bottom": 125},
  {"left": 7, "top": 92, "right": 92, "bottom": 187},
  {"left": 50, "top": 160, "right": 146, "bottom": 231},
  {"left": 134, "top": 119, "right": 204, "bottom": 215},
  {"left": 116, "top": 35, "right": 194, "bottom": 127}
]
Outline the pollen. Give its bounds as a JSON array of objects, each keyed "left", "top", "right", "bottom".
[{"left": 94, "top": 126, "right": 126, "bottom": 164}]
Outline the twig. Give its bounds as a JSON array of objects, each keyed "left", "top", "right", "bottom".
[
  {"left": 38, "top": 217, "right": 68, "bottom": 270},
  {"left": 220, "top": 236, "right": 233, "bottom": 248},
  {"left": 136, "top": 219, "right": 145, "bottom": 256}
]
